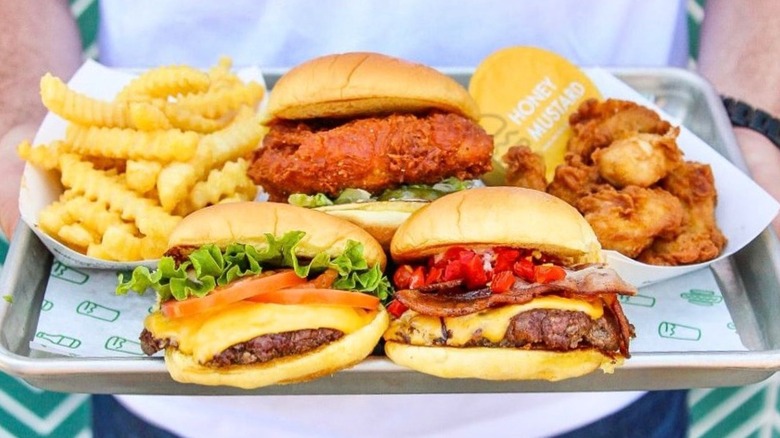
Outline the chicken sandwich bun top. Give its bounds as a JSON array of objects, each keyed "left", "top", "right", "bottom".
[
  {"left": 117, "top": 202, "right": 391, "bottom": 389},
  {"left": 384, "top": 187, "right": 637, "bottom": 382},
  {"left": 247, "top": 52, "right": 494, "bottom": 248}
]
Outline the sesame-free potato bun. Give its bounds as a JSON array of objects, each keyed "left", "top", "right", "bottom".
[
  {"left": 117, "top": 201, "right": 392, "bottom": 388},
  {"left": 384, "top": 187, "right": 636, "bottom": 381},
  {"left": 248, "top": 52, "right": 494, "bottom": 249}
]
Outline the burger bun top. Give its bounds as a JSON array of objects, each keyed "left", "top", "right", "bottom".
[
  {"left": 168, "top": 201, "right": 387, "bottom": 269},
  {"left": 390, "top": 187, "right": 602, "bottom": 265},
  {"left": 264, "top": 52, "right": 481, "bottom": 122}
]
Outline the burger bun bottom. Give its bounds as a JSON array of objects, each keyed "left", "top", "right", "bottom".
[
  {"left": 315, "top": 201, "right": 426, "bottom": 249},
  {"left": 165, "top": 307, "right": 389, "bottom": 389},
  {"left": 384, "top": 341, "right": 623, "bottom": 382}
]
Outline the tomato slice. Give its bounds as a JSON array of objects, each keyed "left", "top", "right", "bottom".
[
  {"left": 246, "top": 288, "right": 380, "bottom": 309},
  {"left": 161, "top": 270, "right": 306, "bottom": 319}
]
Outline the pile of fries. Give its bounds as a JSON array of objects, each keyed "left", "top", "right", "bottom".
[{"left": 18, "top": 58, "right": 265, "bottom": 262}]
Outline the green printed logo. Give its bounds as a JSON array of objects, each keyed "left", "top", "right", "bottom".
[
  {"left": 658, "top": 322, "right": 701, "bottom": 341},
  {"left": 36, "top": 331, "right": 82, "bottom": 349},
  {"left": 727, "top": 322, "right": 736, "bottom": 331},
  {"left": 680, "top": 289, "right": 722, "bottom": 306},
  {"left": 41, "top": 299, "right": 54, "bottom": 311},
  {"left": 618, "top": 294, "right": 656, "bottom": 308},
  {"left": 50, "top": 261, "right": 89, "bottom": 285},
  {"left": 76, "top": 300, "right": 120, "bottom": 322},
  {"left": 104, "top": 336, "right": 144, "bottom": 356}
]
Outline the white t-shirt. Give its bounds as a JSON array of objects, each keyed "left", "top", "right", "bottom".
[
  {"left": 98, "top": 0, "right": 688, "bottom": 69},
  {"left": 98, "top": 1, "right": 686, "bottom": 436}
]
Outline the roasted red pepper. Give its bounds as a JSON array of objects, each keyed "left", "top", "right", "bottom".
[
  {"left": 490, "top": 270, "right": 515, "bottom": 293},
  {"left": 534, "top": 265, "right": 566, "bottom": 283},
  {"left": 408, "top": 266, "right": 426, "bottom": 289},
  {"left": 393, "top": 265, "right": 414, "bottom": 290},
  {"left": 512, "top": 258, "right": 536, "bottom": 281},
  {"left": 392, "top": 247, "right": 566, "bottom": 296},
  {"left": 387, "top": 300, "right": 408, "bottom": 318}
]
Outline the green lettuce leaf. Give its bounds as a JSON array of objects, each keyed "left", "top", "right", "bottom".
[
  {"left": 288, "top": 193, "right": 334, "bottom": 208},
  {"left": 288, "top": 179, "right": 472, "bottom": 208},
  {"left": 116, "top": 230, "right": 393, "bottom": 303}
]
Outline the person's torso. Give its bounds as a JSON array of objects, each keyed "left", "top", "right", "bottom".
[
  {"left": 103, "top": 1, "right": 684, "bottom": 436},
  {"left": 98, "top": 0, "right": 688, "bottom": 69}
]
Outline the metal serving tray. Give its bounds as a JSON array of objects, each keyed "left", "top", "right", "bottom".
[{"left": 1, "top": 68, "right": 780, "bottom": 395}]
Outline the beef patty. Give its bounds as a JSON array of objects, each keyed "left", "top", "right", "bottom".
[{"left": 140, "top": 328, "right": 345, "bottom": 368}]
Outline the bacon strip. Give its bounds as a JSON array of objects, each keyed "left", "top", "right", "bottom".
[{"left": 395, "top": 264, "right": 636, "bottom": 318}]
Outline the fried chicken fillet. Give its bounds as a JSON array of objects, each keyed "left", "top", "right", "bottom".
[{"left": 247, "top": 112, "right": 493, "bottom": 201}]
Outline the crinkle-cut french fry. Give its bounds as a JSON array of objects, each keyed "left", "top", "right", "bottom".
[
  {"left": 40, "top": 73, "right": 132, "bottom": 128},
  {"left": 65, "top": 124, "right": 199, "bottom": 162},
  {"left": 156, "top": 162, "right": 197, "bottom": 212},
  {"left": 60, "top": 196, "right": 123, "bottom": 235},
  {"left": 155, "top": 107, "right": 263, "bottom": 211},
  {"left": 59, "top": 154, "right": 182, "bottom": 239},
  {"left": 176, "top": 81, "right": 265, "bottom": 119},
  {"left": 208, "top": 57, "right": 241, "bottom": 91},
  {"left": 85, "top": 243, "right": 114, "bottom": 261},
  {"left": 197, "top": 106, "right": 265, "bottom": 169},
  {"left": 95, "top": 224, "right": 144, "bottom": 261},
  {"left": 38, "top": 200, "right": 73, "bottom": 236},
  {"left": 162, "top": 104, "right": 232, "bottom": 133},
  {"left": 58, "top": 223, "right": 98, "bottom": 250},
  {"left": 116, "top": 65, "right": 211, "bottom": 101},
  {"left": 129, "top": 102, "right": 172, "bottom": 131},
  {"left": 175, "top": 158, "right": 257, "bottom": 215},
  {"left": 85, "top": 155, "right": 126, "bottom": 172},
  {"left": 140, "top": 235, "right": 168, "bottom": 260},
  {"left": 126, "top": 160, "right": 162, "bottom": 194},
  {"left": 16, "top": 140, "right": 65, "bottom": 170}
]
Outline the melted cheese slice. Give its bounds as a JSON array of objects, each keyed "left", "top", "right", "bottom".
[
  {"left": 384, "top": 296, "right": 603, "bottom": 347},
  {"left": 145, "top": 301, "right": 377, "bottom": 364}
]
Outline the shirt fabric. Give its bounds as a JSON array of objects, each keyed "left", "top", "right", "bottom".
[{"left": 98, "top": 1, "right": 687, "bottom": 436}]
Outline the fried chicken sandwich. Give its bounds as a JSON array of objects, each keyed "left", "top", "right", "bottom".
[
  {"left": 247, "top": 52, "right": 494, "bottom": 247},
  {"left": 117, "top": 201, "right": 391, "bottom": 389},
  {"left": 383, "top": 187, "right": 637, "bottom": 381}
]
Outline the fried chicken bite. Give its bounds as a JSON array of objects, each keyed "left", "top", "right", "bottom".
[
  {"left": 546, "top": 153, "right": 607, "bottom": 206},
  {"left": 638, "top": 162, "right": 726, "bottom": 265},
  {"left": 592, "top": 127, "right": 683, "bottom": 188},
  {"left": 502, "top": 144, "right": 547, "bottom": 191},
  {"left": 567, "top": 99, "right": 673, "bottom": 161},
  {"left": 577, "top": 185, "right": 684, "bottom": 259}
]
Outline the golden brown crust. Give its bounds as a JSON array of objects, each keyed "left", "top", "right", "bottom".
[
  {"left": 264, "top": 52, "right": 481, "bottom": 122},
  {"left": 168, "top": 201, "right": 386, "bottom": 269},
  {"left": 390, "top": 187, "right": 602, "bottom": 264},
  {"left": 384, "top": 341, "right": 623, "bottom": 381},
  {"left": 166, "top": 307, "right": 389, "bottom": 389}
]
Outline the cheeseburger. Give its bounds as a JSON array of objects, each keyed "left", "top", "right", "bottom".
[
  {"left": 247, "top": 51, "right": 494, "bottom": 246},
  {"left": 117, "top": 202, "right": 391, "bottom": 389},
  {"left": 383, "top": 187, "right": 637, "bottom": 381}
]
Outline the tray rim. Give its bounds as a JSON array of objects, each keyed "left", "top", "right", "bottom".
[{"left": 2, "top": 66, "right": 779, "bottom": 394}]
